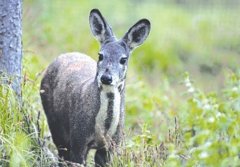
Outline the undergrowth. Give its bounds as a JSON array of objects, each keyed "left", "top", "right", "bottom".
[{"left": 0, "top": 56, "right": 57, "bottom": 166}]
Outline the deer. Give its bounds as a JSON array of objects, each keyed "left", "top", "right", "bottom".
[{"left": 40, "top": 9, "right": 150, "bottom": 166}]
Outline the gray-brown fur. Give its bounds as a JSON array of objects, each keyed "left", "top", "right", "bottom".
[{"left": 40, "top": 9, "right": 150, "bottom": 166}]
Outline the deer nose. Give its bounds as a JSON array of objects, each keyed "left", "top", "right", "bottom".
[{"left": 100, "top": 74, "right": 112, "bottom": 85}]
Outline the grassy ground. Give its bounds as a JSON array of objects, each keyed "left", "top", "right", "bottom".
[{"left": 1, "top": 0, "right": 240, "bottom": 166}]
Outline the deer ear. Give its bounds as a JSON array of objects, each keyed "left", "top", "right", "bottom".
[
  {"left": 122, "top": 19, "right": 150, "bottom": 51},
  {"left": 89, "top": 9, "right": 114, "bottom": 44}
]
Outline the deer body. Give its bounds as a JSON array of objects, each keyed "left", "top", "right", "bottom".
[{"left": 40, "top": 9, "right": 150, "bottom": 166}]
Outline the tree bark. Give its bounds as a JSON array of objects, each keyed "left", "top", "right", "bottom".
[{"left": 0, "top": 0, "right": 22, "bottom": 96}]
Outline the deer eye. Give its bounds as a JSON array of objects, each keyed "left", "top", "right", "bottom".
[
  {"left": 98, "top": 53, "right": 103, "bottom": 61},
  {"left": 120, "top": 57, "right": 127, "bottom": 65}
]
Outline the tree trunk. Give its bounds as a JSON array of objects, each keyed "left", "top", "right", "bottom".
[{"left": 0, "top": 0, "right": 22, "bottom": 96}]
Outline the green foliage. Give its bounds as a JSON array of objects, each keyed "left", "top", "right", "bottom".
[
  {"left": 0, "top": 78, "right": 33, "bottom": 166},
  {"left": 168, "top": 72, "right": 240, "bottom": 166},
  {"left": 0, "top": 54, "right": 57, "bottom": 166}
]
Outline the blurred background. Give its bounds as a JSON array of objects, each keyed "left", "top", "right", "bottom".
[
  {"left": 23, "top": 0, "right": 240, "bottom": 142},
  {"left": 23, "top": 0, "right": 240, "bottom": 89}
]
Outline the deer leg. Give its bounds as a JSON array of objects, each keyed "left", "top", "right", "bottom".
[
  {"left": 69, "top": 127, "right": 91, "bottom": 166},
  {"left": 94, "top": 147, "right": 112, "bottom": 167},
  {"left": 70, "top": 142, "right": 89, "bottom": 166}
]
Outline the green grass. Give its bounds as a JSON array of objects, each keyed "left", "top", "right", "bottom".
[{"left": 1, "top": 0, "right": 240, "bottom": 166}]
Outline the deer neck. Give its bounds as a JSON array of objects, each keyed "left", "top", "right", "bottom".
[{"left": 95, "top": 82, "right": 125, "bottom": 138}]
